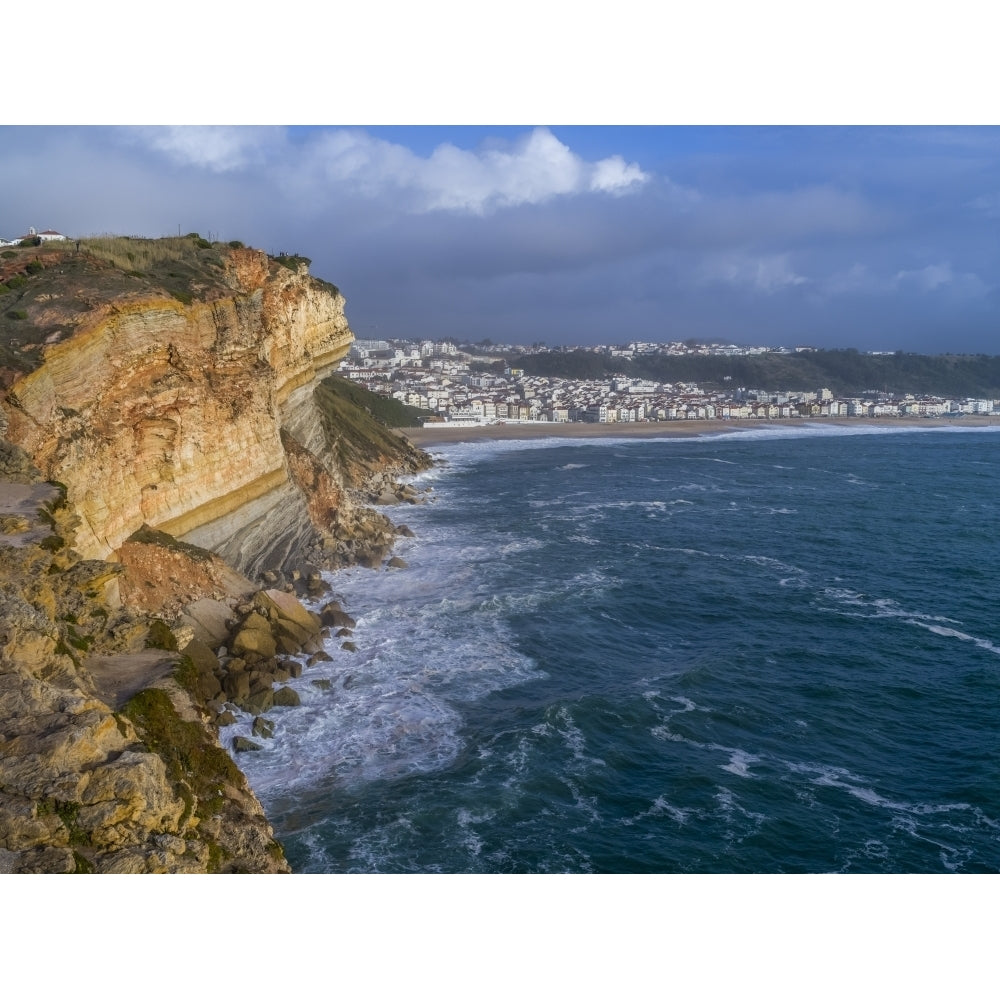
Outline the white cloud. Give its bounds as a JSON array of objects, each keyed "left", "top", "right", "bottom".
[
  {"left": 968, "top": 193, "right": 1000, "bottom": 219},
  {"left": 893, "top": 262, "right": 989, "bottom": 297},
  {"left": 823, "top": 262, "right": 889, "bottom": 295},
  {"left": 299, "top": 126, "right": 648, "bottom": 214},
  {"left": 132, "top": 126, "right": 285, "bottom": 172},
  {"left": 822, "top": 261, "right": 990, "bottom": 299},
  {"left": 895, "top": 262, "right": 955, "bottom": 291},
  {"left": 700, "top": 252, "right": 808, "bottom": 293}
]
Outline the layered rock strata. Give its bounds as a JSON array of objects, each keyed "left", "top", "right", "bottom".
[
  {"left": 0, "top": 240, "right": 432, "bottom": 872},
  {"left": 0, "top": 451, "right": 288, "bottom": 873},
  {"left": 1, "top": 246, "right": 427, "bottom": 578}
]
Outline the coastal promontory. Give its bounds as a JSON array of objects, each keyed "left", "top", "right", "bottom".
[{"left": 0, "top": 235, "right": 428, "bottom": 872}]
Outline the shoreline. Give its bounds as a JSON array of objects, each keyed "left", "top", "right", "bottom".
[{"left": 401, "top": 415, "right": 997, "bottom": 447}]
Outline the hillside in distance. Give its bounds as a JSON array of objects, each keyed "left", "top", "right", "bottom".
[{"left": 514, "top": 348, "right": 1000, "bottom": 398}]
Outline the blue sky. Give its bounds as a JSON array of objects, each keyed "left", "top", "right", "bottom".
[{"left": 4, "top": 124, "right": 999, "bottom": 354}]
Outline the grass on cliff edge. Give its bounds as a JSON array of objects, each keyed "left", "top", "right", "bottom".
[
  {"left": 122, "top": 687, "right": 242, "bottom": 823},
  {"left": 315, "top": 375, "right": 431, "bottom": 482},
  {"left": 319, "top": 374, "right": 430, "bottom": 429}
]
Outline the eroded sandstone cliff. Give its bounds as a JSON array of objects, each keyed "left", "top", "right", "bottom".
[
  {"left": 0, "top": 443, "right": 288, "bottom": 873},
  {"left": 1, "top": 240, "right": 427, "bottom": 577},
  {"left": 0, "top": 237, "right": 430, "bottom": 872}
]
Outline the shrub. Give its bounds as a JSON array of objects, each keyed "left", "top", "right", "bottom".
[
  {"left": 194, "top": 238, "right": 212, "bottom": 249},
  {"left": 6, "top": 309, "right": 27, "bottom": 320},
  {"left": 19, "top": 236, "right": 41, "bottom": 247},
  {"left": 25, "top": 260, "right": 43, "bottom": 274},
  {"left": 0, "top": 284, "right": 10, "bottom": 295},
  {"left": 228, "top": 240, "right": 244, "bottom": 249},
  {"left": 275, "top": 253, "right": 311, "bottom": 272},
  {"left": 7, "top": 276, "right": 27, "bottom": 289},
  {"left": 146, "top": 619, "right": 179, "bottom": 651},
  {"left": 1, "top": 250, "right": 16, "bottom": 259}
]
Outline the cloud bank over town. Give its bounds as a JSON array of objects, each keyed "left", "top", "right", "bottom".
[{"left": 3, "top": 125, "right": 999, "bottom": 353}]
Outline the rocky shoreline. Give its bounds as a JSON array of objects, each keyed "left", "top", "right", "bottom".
[
  {"left": 0, "top": 438, "right": 430, "bottom": 873},
  {"left": 0, "top": 238, "right": 439, "bottom": 872}
]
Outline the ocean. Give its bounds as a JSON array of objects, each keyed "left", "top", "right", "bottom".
[{"left": 228, "top": 423, "right": 1000, "bottom": 873}]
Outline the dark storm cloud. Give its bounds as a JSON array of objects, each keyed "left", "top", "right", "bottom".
[{"left": 3, "top": 126, "right": 998, "bottom": 353}]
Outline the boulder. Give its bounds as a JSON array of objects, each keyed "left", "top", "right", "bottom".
[
  {"left": 387, "top": 557, "right": 407, "bottom": 570},
  {"left": 231, "top": 626, "right": 277, "bottom": 660},
  {"left": 178, "top": 598, "right": 235, "bottom": 648},
  {"left": 233, "top": 737, "right": 263, "bottom": 753},
  {"left": 223, "top": 671, "right": 251, "bottom": 702},
  {"left": 273, "top": 618, "right": 315, "bottom": 648},
  {"left": 341, "top": 641, "right": 357, "bottom": 653},
  {"left": 239, "top": 689, "right": 274, "bottom": 716},
  {"left": 251, "top": 717, "right": 275, "bottom": 739},
  {"left": 319, "top": 602, "right": 355, "bottom": 629},
  {"left": 272, "top": 686, "right": 301, "bottom": 707},
  {"left": 257, "top": 589, "right": 321, "bottom": 634}
]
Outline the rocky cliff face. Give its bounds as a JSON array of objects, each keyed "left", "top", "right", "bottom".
[
  {"left": 0, "top": 443, "right": 288, "bottom": 873},
  {"left": 0, "top": 238, "right": 430, "bottom": 872},
  {"left": 1, "top": 244, "right": 426, "bottom": 577}
]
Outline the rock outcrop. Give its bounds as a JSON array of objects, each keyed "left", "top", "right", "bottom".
[
  {"left": 1, "top": 243, "right": 428, "bottom": 578},
  {"left": 0, "top": 237, "right": 432, "bottom": 873},
  {"left": 0, "top": 451, "right": 288, "bottom": 873}
]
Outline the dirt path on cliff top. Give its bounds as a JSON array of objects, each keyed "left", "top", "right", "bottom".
[{"left": 85, "top": 651, "right": 179, "bottom": 710}]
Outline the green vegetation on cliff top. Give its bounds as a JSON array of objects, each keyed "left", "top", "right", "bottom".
[
  {"left": 314, "top": 375, "right": 431, "bottom": 484},
  {"left": 0, "top": 233, "right": 326, "bottom": 377}
]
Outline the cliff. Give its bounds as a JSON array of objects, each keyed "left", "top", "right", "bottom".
[
  {"left": 1, "top": 238, "right": 427, "bottom": 577},
  {"left": 0, "top": 236, "right": 430, "bottom": 872}
]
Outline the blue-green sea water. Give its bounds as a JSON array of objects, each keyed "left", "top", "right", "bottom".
[{"left": 229, "top": 423, "right": 1000, "bottom": 872}]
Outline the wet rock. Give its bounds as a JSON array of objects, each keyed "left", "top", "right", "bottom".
[
  {"left": 233, "top": 737, "right": 263, "bottom": 753},
  {"left": 272, "top": 686, "right": 301, "bottom": 707},
  {"left": 239, "top": 689, "right": 274, "bottom": 716},
  {"left": 387, "top": 557, "right": 407, "bottom": 570},
  {"left": 251, "top": 717, "right": 275, "bottom": 739},
  {"left": 310, "top": 679, "right": 332, "bottom": 691},
  {"left": 320, "top": 602, "right": 355, "bottom": 629},
  {"left": 341, "top": 641, "right": 357, "bottom": 653}
]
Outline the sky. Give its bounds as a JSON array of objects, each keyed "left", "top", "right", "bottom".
[
  {"left": 4, "top": 8, "right": 999, "bottom": 356},
  {"left": 5, "top": 124, "right": 998, "bottom": 354}
]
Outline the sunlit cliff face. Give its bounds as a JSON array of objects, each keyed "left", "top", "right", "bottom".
[{"left": 3, "top": 250, "right": 354, "bottom": 567}]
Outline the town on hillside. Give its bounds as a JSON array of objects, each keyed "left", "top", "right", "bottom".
[{"left": 341, "top": 338, "right": 1000, "bottom": 427}]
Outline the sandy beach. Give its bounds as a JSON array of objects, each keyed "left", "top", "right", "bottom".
[{"left": 400, "top": 416, "right": 994, "bottom": 447}]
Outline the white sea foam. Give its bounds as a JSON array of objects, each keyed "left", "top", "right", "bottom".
[
  {"left": 818, "top": 588, "right": 1000, "bottom": 657},
  {"left": 232, "top": 510, "right": 547, "bottom": 802},
  {"left": 419, "top": 421, "right": 1000, "bottom": 467},
  {"left": 619, "top": 795, "right": 692, "bottom": 827},
  {"left": 720, "top": 748, "right": 760, "bottom": 778},
  {"left": 907, "top": 621, "right": 1000, "bottom": 657}
]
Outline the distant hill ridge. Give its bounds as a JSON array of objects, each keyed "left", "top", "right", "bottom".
[{"left": 514, "top": 348, "right": 1000, "bottom": 398}]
